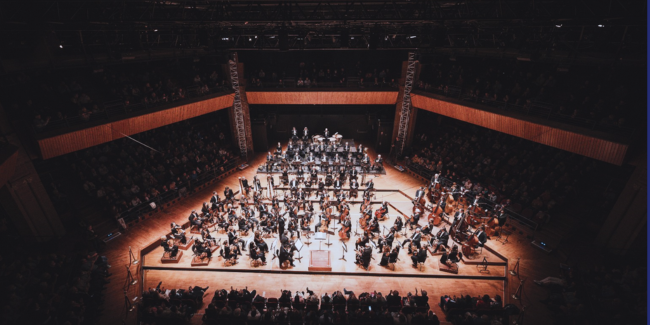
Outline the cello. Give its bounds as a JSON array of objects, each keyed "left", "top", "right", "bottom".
[
  {"left": 339, "top": 217, "right": 351, "bottom": 239},
  {"left": 427, "top": 208, "right": 442, "bottom": 226}
]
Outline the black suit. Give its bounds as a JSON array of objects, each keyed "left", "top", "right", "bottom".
[
  {"left": 433, "top": 230, "right": 449, "bottom": 253},
  {"left": 475, "top": 230, "right": 487, "bottom": 246},
  {"left": 411, "top": 247, "right": 427, "bottom": 266}
]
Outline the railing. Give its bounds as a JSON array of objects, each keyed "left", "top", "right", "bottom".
[
  {"left": 34, "top": 85, "right": 234, "bottom": 134},
  {"left": 413, "top": 87, "right": 635, "bottom": 138},
  {"left": 246, "top": 78, "right": 399, "bottom": 90},
  {"left": 117, "top": 158, "right": 240, "bottom": 226},
  {"left": 405, "top": 162, "right": 539, "bottom": 231}
]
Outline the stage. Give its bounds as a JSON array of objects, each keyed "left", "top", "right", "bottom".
[
  {"left": 142, "top": 188, "right": 507, "bottom": 278},
  {"left": 100, "top": 145, "right": 559, "bottom": 325}
]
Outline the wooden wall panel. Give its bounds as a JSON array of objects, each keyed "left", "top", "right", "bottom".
[
  {"left": 246, "top": 91, "right": 398, "bottom": 105},
  {"left": 38, "top": 94, "right": 234, "bottom": 159},
  {"left": 411, "top": 93, "right": 628, "bottom": 165}
]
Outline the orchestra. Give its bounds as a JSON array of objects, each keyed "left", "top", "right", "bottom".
[{"left": 160, "top": 149, "right": 506, "bottom": 273}]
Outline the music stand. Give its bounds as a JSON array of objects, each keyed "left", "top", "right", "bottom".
[
  {"left": 324, "top": 224, "right": 333, "bottom": 247},
  {"left": 354, "top": 220, "right": 361, "bottom": 236},
  {"left": 339, "top": 241, "right": 347, "bottom": 261},
  {"left": 314, "top": 232, "right": 327, "bottom": 250},
  {"left": 294, "top": 239, "right": 304, "bottom": 263},
  {"left": 303, "top": 230, "right": 312, "bottom": 246}
]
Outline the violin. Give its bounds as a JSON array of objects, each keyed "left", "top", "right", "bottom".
[{"left": 375, "top": 206, "right": 386, "bottom": 219}]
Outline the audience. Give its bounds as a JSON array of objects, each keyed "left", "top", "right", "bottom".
[
  {"left": 140, "top": 282, "right": 208, "bottom": 324},
  {"left": 0, "top": 58, "right": 230, "bottom": 132},
  {"left": 244, "top": 55, "right": 400, "bottom": 89},
  {"left": 0, "top": 246, "right": 111, "bottom": 325},
  {"left": 406, "top": 114, "right": 627, "bottom": 227},
  {"left": 61, "top": 113, "right": 235, "bottom": 225},
  {"left": 416, "top": 57, "right": 642, "bottom": 135},
  {"left": 202, "top": 287, "right": 443, "bottom": 325}
]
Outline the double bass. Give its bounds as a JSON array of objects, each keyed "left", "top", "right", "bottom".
[
  {"left": 339, "top": 204, "right": 350, "bottom": 223},
  {"left": 427, "top": 208, "right": 442, "bottom": 226},
  {"left": 339, "top": 217, "right": 351, "bottom": 239}
]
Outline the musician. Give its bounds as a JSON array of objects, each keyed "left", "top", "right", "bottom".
[
  {"left": 170, "top": 223, "right": 186, "bottom": 243},
  {"left": 431, "top": 227, "right": 449, "bottom": 253},
  {"left": 228, "top": 227, "right": 246, "bottom": 250},
  {"left": 497, "top": 210, "right": 508, "bottom": 227},
  {"left": 192, "top": 239, "right": 212, "bottom": 259},
  {"left": 407, "top": 208, "right": 422, "bottom": 230},
  {"left": 210, "top": 191, "right": 224, "bottom": 212},
  {"left": 303, "top": 127, "right": 309, "bottom": 140},
  {"left": 293, "top": 152, "right": 301, "bottom": 162},
  {"left": 226, "top": 204, "right": 238, "bottom": 222},
  {"left": 421, "top": 219, "right": 435, "bottom": 236},
  {"left": 267, "top": 151, "right": 274, "bottom": 162},
  {"left": 363, "top": 178, "right": 375, "bottom": 197},
  {"left": 402, "top": 228, "right": 422, "bottom": 254},
  {"left": 280, "top": 230, "right": 291, "bottom": 247},
  {"left": 201, "top": 202, "right": 211, "bottom": 217},
  {"left": 474, "top": 226, "right": 488, "bottom": 247},
  {"left": 376, "top": 201, "right": 389, "bottom": 220},
  {"left": 430, "top": 173, "right": 440, "bottom": 187},
  {"left": 320, "top": 152, "right": 328, "bottom": 163},
  {"left": 238, "top": 216, "right": 251, "bottom": 233},
  {"left": 249, "top": 242, "right": 267, "bottom": 265},
  {"left": 448, "top": 244, "right": 461, "bottom": 263},
  {"left": 393, "top": 216, "right": 404, "bottom": 232},
  {"left": 276, "top": 142, "right": 282, "bottom": 154},
  {"left": 254, "top": 231, "right": 269, "bottom": 252},
  {"left": 357, "top": 144, "right": 364, "bottom": 157},
  {"left": 373, "top": 154, "right": 383, "bottom": 170},
  {"left": 278, "top": 215, "right": 286, "bottom": 236},
  {"left": 340, "top": 216, "right": 352, "bottom": 238},
  {"left": 344, "top": 142, "right": 350, "bottom": 152},
  {"left": 296, "top": 187, "right": 306, "bottom": 201},
  {"left": 308, "top": 152, "right": 315, "bottom": 162},
  {"left": 324, "top": 128, "right": 329, "bottom": 138},
  {"left": 317, "top": 178, "right": 326, "bottom": 196},
  {"left": 253, "top": 175, "right": 262, "bottom": 193},
  {"left": 452, "top": 209, "right": 465, "bottom": 229},
  {"left": 224, "top": 187, "right": 234, "bottom": 201},
  {"left": 333, "top": 177, "right": 342, "bottom": 194},
  {"left": 161, "top": 235, "right": 179, "bottom": 257},
  {"left": 349, "top": 178, "right": 359, "bottom": 198},
  {"left": 241, "top": 177, "right": 251, "bottom": 194},
  {"left": 189, "top": 210, "right": 202, "bottom": 227},
  {"left": 289, "top": 177, "right": 299, "bottom": 193},
  {"left": 411, "top": 244, "right": 428, "bottom": 267},
  {"left": 368, "top": 217, "right": 380, "bottom": 235},
  {"left": 291, "top": 127, "right": 298, "bottom": 141},
  {"left": 349, "top": 167, "right": 358, "bottom": 181},
  {"left": 415, "top": 187, "right": 425, "bottom": 202},
  {"left": 379, "top": 246, "right": 391, "bottom": 267},
  {"left": 361, "top": 153, "right": 370, "bottom": 165},
  {"left": 279, "top": 244, "right": 296, "bottom": 267},
  {"left": 201, "top": 227, "right": 217, "bottom": 246},
  {"left": 221, "top": 243, "right": 239, "bottom": 264},
  {"left": 355, "top": 232, "right": 370, "bottom": 250},
  {"left": 355, "top": 243, "right": 372, "bottom": 269}
]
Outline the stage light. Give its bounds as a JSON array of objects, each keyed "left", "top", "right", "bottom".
[
  {"left": 351, "top": 36, "right": 354, "bottom": 39},
  {"left": 59, "top": 44, "right": 63, "bottom": 48},
  {"left": 249, "top": 37, "right": 252, "bottom": 41},
  {"left": 555, "top": 24, "right": 562, "bottom": 28},
  {"left": 154, "top": 29, "right": 158, "bottom": 32},
  {"left": 410, "top": 35, "right": 417, "bottom": 38},
  {"left": 597, "top": 24, "right": 605, "bottom": 27}
]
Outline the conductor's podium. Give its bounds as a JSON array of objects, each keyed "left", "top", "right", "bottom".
[{"left": 308, "top": 250, "right": 332, "bottom": 272}]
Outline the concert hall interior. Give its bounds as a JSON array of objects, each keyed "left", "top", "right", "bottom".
[{"left": 0, "top": 2, "right": 646, "bottom": 325}]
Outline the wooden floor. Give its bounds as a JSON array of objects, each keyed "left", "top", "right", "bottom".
[{"left": 98, "top": 146, "right": 563, "bottom": 325}]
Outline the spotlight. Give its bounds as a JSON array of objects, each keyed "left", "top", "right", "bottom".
[
  {"left": 555, "top": 24, "right": 562, "bottom": 28},
  {"left": 410, "top": 35, "right": 417, "bottom": 38},
  {"left": 249, "top": 37, "right": 252, "bottom": 41},
  {"left": 154, "top": 29, "right": 158, "bottom": 32},
  {"left": 59, "top": 44, "right": 63, "bottom": 48},
  {"left": 597, "top": 24, "right": 605, "bottom": 28}
]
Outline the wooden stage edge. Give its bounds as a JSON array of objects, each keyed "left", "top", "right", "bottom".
[{"left": 142, "top": 265, "right": 506, "bottom": 281}]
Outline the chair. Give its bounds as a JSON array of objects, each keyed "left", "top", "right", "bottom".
[
  {"left": 279, "top": 301, "right": 292, "bottom": 309},
  {"left": 305, "top": 302, "right": 319, "bottom": 312},
  {"left": 252, "top": 300, "right": 265, "bottom": 311},
  {"left": 266, "top": 298, "right": 278, "bottom": 311},
  {"left": 293, "top": 302, "right": 306, "bottom": 311},
  {"left": 320, "top": 302, "right": 332, "bottom": 311}
]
